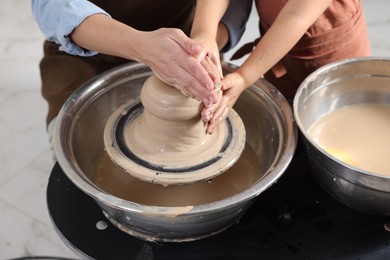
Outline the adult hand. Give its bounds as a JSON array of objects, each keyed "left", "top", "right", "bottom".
[
  {"left": 190, "top": 32, "right": 226, "bottom": 124},
  {"left": 137, "top": 28, "right": 219, "bottom": 107},
  {"left": 70, "top": 15, "right": 218, "bottom": 106},
  {"left": 200, "top": 56, "right": 223, "bottom": 123},
  {"left": 205, "top": 72, "right": 246, "bottom": 134},
  {"left": 191, "top": 32, "right": 223, "bottom": 79}
]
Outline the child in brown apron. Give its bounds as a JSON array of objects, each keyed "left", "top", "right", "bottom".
[
  {"left": 192, "top": 0, "right": 371, "bottom": 133},
  {"left": 253, "top": 0, "right": 371, "bottom": 97}
]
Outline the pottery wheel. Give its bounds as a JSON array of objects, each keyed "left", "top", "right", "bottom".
[{"left": 104, "top": 75, "right": 246, "bottom": 185}]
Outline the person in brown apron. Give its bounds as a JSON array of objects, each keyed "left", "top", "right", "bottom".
[
  {"left": 32, "top": 0, "right": 252, "bottom": 128},
  {"left": 193, "top": 0, "right": 371, "bottom": 133},
  {"left": 253, "top": 0, "right": 371, "bottom": 97}
]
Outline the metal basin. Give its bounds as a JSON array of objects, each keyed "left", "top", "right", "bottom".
[
  {"left": 54, "top": 62, "right": 297, "bottom": 242},
  {"left": 294, "top": 57, "right": 390, "bottom": 216}
]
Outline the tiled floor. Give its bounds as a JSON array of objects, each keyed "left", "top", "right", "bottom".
[{"left": 1, "top": 1, "right": 389, "bottom": 259}]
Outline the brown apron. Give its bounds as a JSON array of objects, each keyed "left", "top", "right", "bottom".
[
  {"left": 40, "top": 0, "right": 195, "bottom": 125},
  {"left": 233, "top": 0, "right": 371, "bottom": 98}
]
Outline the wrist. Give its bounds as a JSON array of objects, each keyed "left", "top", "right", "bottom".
[
  {"left": 120, "top": 28, "right": 145, "bottom": 62},
  {"left": 235, "top": 69, "right": 250, "bottom": 91}
]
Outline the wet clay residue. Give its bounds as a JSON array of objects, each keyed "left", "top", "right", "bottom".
[
  {"left": 104, "top": 75, "right": 246, "bottom": 185},
  {"left": 124, "top": 75, "right": 227, "bottom": 168},
  {"left": 93, "top": 142, "right": 263, "bottom": 207}
]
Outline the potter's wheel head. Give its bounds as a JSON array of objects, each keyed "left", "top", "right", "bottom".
[{"left": 103, "top": 100, "right": 246, "bottom": 185}]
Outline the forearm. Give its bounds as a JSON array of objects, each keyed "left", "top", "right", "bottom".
[
  {"left": 237, "top": 0, "right": 332, "bottom": 88},
  {"left": 70, "top": 13, "right": 143, "bottom": 61},
  {"left": 191, "top": 0, "right": 230, "bottom": 40}
]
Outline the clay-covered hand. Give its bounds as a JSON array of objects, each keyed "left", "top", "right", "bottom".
[
  {"left": 191, "top": 32, "right": 223, "bottom": 80},
  {"left": 199, "top": 56, "right": 223, "bottom": 123},
  {"left": 190, "top": 33, "right": 224, "bottom": 123},
  {"left": 205, "top": 72, "right": 246, "bottom": 134},
  {"left": 138, "top": 28, "right": 219, "bottom": 107}
]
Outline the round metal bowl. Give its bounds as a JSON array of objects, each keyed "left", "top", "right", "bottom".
[
  {"left": 54, "top": 62, "right": 297, "bottom": 242},
  {"left": 294, "top": 57, "right": 390, "bottom": 216}
]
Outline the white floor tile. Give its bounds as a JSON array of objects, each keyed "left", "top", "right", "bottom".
[
  {"left": 0, "top": 201, "right": 79, "bottom": 259},
  {"left": 0, "top": 89, "right": 48, "bottom": 185},
  {"left": 0, "top": 148, "right": 53, "bottom": 225}
]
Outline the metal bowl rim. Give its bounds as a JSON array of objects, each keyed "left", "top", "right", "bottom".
[
  {"left": 54, "top": 62, "right": 297, "bottom": 215},
  {"left": 293, "top": 56, "right": 390, "bottom": 180}
]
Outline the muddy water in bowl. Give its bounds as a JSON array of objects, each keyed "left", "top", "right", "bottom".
[
  {"left": 294, "top": 57, "right": 390, "bottom": 216},
  {"left": 54, "top": 62, "right": 296, "bottom": 241},
  {"left": 93, "top": 142, "right": 262, "bottom": 207},
  {"left": 93, "top": 74, "right": 262, "bottom": 206},
  {"left": 308, "top": 104, "right": 390, "bottom": 176}
]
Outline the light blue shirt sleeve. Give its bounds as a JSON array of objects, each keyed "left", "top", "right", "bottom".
[
  {"left": 221, "top": 0, "right": 253, "bottom": 53},
  {"left": 31, "top": 0, "right": 110, "bottom": 56}
]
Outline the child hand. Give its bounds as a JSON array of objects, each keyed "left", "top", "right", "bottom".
[
  {"left": 206, "top": 72, "right": 246, "bottom": 134},
  {"left": 200, "top": 56, "right": 223, "bottom": 121},
  {"left": 191, "top": 32, "right": 223, "bottom": 79}
]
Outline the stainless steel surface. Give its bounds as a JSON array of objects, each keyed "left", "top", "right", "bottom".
[
  {"left": 294, "top": 57, "right": 390, "bottom": 216},
  {"left": 53, "top": 62, "right": 297, "bottom": 242}
]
